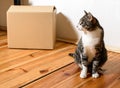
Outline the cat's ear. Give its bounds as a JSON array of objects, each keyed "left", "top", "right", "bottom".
[
  {"left": 84, "top": 10, "right": 88, "bottom": 15},
  {"left": 88, "top": 12, "right": 93, "bottom": 21}
]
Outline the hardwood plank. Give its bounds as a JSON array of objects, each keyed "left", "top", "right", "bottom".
[
  {"left": 0, "top": 49, "right": 39, "bottom": 65},
  {"left": 0, "top": 35, "right": 7, "bottom": 40},
  {"left": 0, "top": 30, "right": 7, "bottom": 36},
  {"left": 18, "top": 46, "right": 75, "bottom": 72},
  {"left": 0, "top": 31, "right": 7, "bottom": 46},
  {"left": 0, "top": 41, "right": 64, "bottom": 63},
  {"left": 46, "top": 52, "right": 120, "bottom": 88},
  {"left": 0, "top": 43, "right": 75, "bottom": 88},
  {"left": 0, "top": 41, "right": 62, "bottom": 62},
  {"left": 22, "top": 52, "right": 120, "bottom": 88},
  {"left": 0, "top": 42, "right": 73, "bottom": 72},
  {"left": 73, "top": 61, "right": 120, "bottom": 88},
  {"left": 0, "top": 39, "right": 7, "bottom": 46},
  {"left": 23, "top": 63, "right": 79, "bottom": 88},
  {"left": 107, "top": 75, "right": 120, "bottom": 88},
  {"left": 0, "top": 41, "right": 68, "bottom": 64},
  {"left": 51, "top": 71, "right": 89, "bottom": 88},
  {"left": 0, "top": 45, "right": 74, "bottom": 84},
  {"left": 0, "top": 44, "right": 7, "bottom": 48},
  {"left": 0, "top": 55, "right": 74, "bottom": 88}
]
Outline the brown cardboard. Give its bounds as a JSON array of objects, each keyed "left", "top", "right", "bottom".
[{"left": 7, "top": 5, "right": 56, "bottom": 49}]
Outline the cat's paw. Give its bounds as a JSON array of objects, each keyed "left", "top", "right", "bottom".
[
  {"left": 80, "top": 71, "right": 87, "bottom": 78},
  {"left": 92, "top": 72, "right": 99, "bottom": 78}
]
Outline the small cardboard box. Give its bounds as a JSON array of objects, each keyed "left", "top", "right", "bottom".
[{"left": 7, "top": 5, "right": 56, "bottom": 49}]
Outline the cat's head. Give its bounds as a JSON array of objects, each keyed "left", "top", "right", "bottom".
[{"left": 77, "top": 11, "right": 97, "bottom": 31}]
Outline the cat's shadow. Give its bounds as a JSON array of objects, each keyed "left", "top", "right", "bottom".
[{"left": 56, "top": 12, "right": 79, "bottom": 44}]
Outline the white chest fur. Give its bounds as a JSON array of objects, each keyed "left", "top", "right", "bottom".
[{"left": 82, "top": 28, "right": 102, "bottom": 62}]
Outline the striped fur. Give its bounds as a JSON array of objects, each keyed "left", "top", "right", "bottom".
[{"left": 69, "top": 11, "right": 107, "bottom": 78}]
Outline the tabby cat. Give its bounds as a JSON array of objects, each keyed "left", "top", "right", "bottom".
[{"left": 69, "top": 11, "right": 107, "bottom": 78}]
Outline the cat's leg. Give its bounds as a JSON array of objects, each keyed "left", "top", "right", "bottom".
[
  {"left": 92, "top": 44, "right": 103, "bottom": 78},
  {"left": 78, "top": 63, "right": 82, "bottom": 69},
  {"left": 80, "top": 55, "right": 88, "bottom": 78},
  {"left": 80, "top": 64, "right": 88, "bottom": 78},
  {"left": 92, "top": 60, "right": 99, "bottom": 78}
]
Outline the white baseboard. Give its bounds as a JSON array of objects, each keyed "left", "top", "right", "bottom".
[{"left": 106, "top": 45, "right": 120, "bottom": 53}]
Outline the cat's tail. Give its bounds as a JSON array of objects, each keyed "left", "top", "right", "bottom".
[{"left": 68, "top": 53, "right": 74, "bottom": 57}]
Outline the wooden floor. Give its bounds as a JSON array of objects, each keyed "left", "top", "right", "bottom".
[{"left": 0, "top": 30, "right": 120, "bottom": 88}]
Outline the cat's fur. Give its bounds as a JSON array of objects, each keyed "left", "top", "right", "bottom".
[{"left": 69, "top": 11, "right": 107, "bottom": 78}]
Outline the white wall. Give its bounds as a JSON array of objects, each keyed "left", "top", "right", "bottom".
[{"left": 29, "top": 0, "right": 120, "bottom": 51}]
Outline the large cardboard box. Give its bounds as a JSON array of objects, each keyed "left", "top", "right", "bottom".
[{"left": 7, "top": 5, "right": 56, "bottom": 49}]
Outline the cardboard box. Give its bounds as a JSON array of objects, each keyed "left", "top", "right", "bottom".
[{"left": 7, "top": 5, "right": 56, "bottom": 49}]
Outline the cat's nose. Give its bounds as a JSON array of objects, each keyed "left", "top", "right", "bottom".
[
  {"left": 76, "top": 25, "right": 78, "bottom": 28},
  {"left": 76, "top": 25, "right": 82, "bottom": 31}
]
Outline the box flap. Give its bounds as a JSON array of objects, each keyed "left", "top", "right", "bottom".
[{"left": 7, "top": 5, "right": 56, "bottom": 13}]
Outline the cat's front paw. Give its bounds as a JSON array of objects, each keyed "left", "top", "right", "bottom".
[
  {"left": 92, "top": 72, "right": 99, "bottom": 78},
  {"left": 80, "top": 71, "right": 87, "bottom": 78}
]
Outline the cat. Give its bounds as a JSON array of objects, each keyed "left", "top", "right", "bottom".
[{"left": 69, "top": 11, "right": 107, "bottom": 78}]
